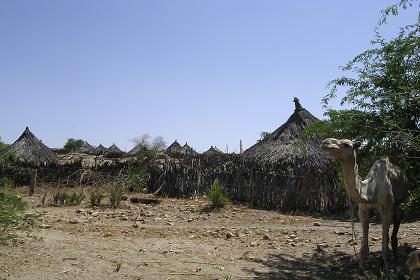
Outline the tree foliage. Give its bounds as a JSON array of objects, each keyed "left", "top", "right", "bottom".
[
  {"left": 63, "top": 138, "right": 84, "bottom": 153},
  {"left": 319, "top": 21, "right": 419, "bottom": 181},
  {"left": 130, "top": 134, "right": 166, "bottom": 151}
]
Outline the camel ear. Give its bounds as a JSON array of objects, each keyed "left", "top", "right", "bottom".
[{"left": 352, "top": 140, "right": 361, "bottom": 149}]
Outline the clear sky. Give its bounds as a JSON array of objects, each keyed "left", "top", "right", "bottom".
[{"left": 0, "top": 1, "right": 418, "bottom": 153}]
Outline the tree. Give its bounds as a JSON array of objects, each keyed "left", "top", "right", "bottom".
[
  {"left": 130, "top": 134, "right": 166, "bottom": 151},
  {"left": 63, "top": 138, "right": 84, "bottom": 153}
]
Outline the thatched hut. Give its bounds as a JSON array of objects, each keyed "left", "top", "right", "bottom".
[
  {"left": 242, "top": 98, "right": 342, "bottom": 212},
  {"left": 202, "top": 146, "right": 224, "bottom": 156},
  {"left": 183, "top": 142, "right": 198, "bottom": 156},
  {"left": 166, "top": 140, "right": 184, "bottom": 155},
  {"left": 76, "top": 141, "right": 96, "bottom": 155},
  {"left": 95, "top": 144, "right": 107, "bottom": 155},
  {"left": 7, "top": 127, "right": 57, "bottom": 166},
  {"left": 105, "top": 143, "right": 124, "bottom": 158}
]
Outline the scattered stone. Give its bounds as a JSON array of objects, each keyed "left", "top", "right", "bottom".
[
  {"left": 262, "top": 233, "right": 272, "bottom": 241},
  {"left": 68, "top": 219, "right": 79, "bottom": 224},
  {"left": 372, "top": 237, "right": 380, "bottom": 241},
  {"left": 226, "top": 232, "right": 234, "bottom": 239},
  {"left": 75, "top": 209, "right": 83, "bottom": 213},
  {"left": 250, "top": 241, "right": 258, "bottom": 247},
  {"left": 334, "top": 230, "right": 345, "bottom": 235},
  {"left": 121, "top": 216, "right": 128, "bottom": 221},
  {"left": 290, "top": 242, "right": 297, "bottom": 247},
  {"left": 133, "top": 223, "right": 139, "bottom": 228},
  {"left": 313, "top": 222, "right": 321, "bottom": 227}
]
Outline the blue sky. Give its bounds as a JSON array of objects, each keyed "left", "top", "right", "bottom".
[{"left": 0, "top": 1, "right": 418, "bottom": 152}]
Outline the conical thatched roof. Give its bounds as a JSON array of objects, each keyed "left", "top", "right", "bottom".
[
  {"left": 183, "top": 142, "right": 198, "bottom": 156},
  {"left": 76, "top": 141, "right": 96, "bottom": 154},
  {"left": 243, "top": 98, "right": 323, "bottom": 163},
  {"left": 95, "top": 144, "right": 107, "bottom": 155},
  {"left": 127, "top": 143, "right": 146, "bottom": 157},
  {"left": 166, "top": 140, "right": 184, "bottom": 154},
  {"left": 105, "top": 143, "right": 124, "bottom": 158},
  {"left": 7, "top": 127, "right": 57, "bottom": 166},
  {"left": 202, "top": 146, "right": 224, "bottom": 156}
]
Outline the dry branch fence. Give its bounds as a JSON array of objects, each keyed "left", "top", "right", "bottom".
[{"left": 149, "top": 155, "right": 347, "bottom": 213}]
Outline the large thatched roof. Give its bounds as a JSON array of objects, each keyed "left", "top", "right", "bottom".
[
  {"left": 243, "top": 98, "right": 324, "bottom": 163},
  {"left": 7, "top": 127, "right": 57, "bottom": 166}
]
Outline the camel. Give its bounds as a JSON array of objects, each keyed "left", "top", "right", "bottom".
[{"left": 320, "top": 138, "right": 409, "bottom": 273}]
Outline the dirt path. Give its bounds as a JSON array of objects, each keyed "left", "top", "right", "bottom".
[{"left": 1, "top": 189, "right": 419, "bottom": 280}]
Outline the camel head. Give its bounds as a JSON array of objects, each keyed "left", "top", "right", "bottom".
[{"left": 320, "top": 138, "right": 361, "bottom": 163}]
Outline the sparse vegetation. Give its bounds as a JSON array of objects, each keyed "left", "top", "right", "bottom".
[
  {"left": 53, "top": 191, "right": 85, "bottom": 206},
  {"left": 89, "top": 191, "right": 104, "bottom": 207},
  {"left": 208, "top": 180, "right": 228, "bottom": 208},
  {"left": 108, "top": 183, "right": 125, "bottom": 208},
  {"left": 114, "top": 260, "right": 122, "bottom": 272},
  {"left": 126, "top": 165, "right": 150, "bottom": 193},
  {"left": 0, "top": 187, "right": 41, "bottom": 244}
]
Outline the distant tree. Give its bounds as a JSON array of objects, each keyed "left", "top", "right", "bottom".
[
  {"left": 130, "top": 134, "right": 166, "bottom": 151},
  {"left": 63, "top": 138, "right": 84, "bottom": 153}
]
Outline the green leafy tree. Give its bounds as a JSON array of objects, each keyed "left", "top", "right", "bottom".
[{"left": 63, "top": 138, "right": 84, "bottom": 153}]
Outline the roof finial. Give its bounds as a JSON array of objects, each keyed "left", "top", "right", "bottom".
[{"left": 293, "top": 97, "right": 304, "bottom": 111}]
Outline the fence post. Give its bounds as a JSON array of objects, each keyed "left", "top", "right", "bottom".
[{"left": 29, "top": 169, "right": 37, "bottom": 196}]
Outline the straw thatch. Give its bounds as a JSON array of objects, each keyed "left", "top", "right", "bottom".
[
  {"left": 243, "top": 97, "right": 322, "bottom": 163},
  {"left": 76, "top": 141, "right": 97, "bottom": 155},
  {"left": 7, "top": 127, "right": 57, "bottom": 166},
  {"left": 166, "top": 140, "right": 184, "bottom": 155},
  {"left": 202, "top": 146, "right": 224, "bottom": 156},
  {"left": 95, "top": 144, "right": 107, "bottom": 155},
  {"left": 183, "top": 142, "right": 198, "bottom": 156},
  {"left": 104, "top": 143, "right": 124, "bottom": 158}
]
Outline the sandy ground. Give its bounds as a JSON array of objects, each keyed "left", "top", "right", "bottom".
[{"left": 0, "top": 188, "right": 419, "bottom": 280}]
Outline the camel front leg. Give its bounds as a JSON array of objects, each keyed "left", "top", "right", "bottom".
[
  {"left": 358, "top": 206, "right": 370, "bottom": 270},
  {"left": 382, "top": 222, "right": 391, "bottom": 276}
]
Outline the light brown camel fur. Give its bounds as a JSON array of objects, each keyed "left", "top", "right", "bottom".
[{"left": 321, "top": 138, "right": 409, "bottom": 273}]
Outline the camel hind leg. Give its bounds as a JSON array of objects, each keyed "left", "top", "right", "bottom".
[{"left": 391, "top": 207, "right": 401, "bottom": 266}]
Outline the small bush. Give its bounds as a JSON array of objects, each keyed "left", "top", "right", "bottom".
[
  {"left": 89, "top": 191, "right": 104, "bottom": 208},
  {"left": 208, "top": 180, "right": 228, "bottom": 208},
  {"left": 0, "top": 177, "right": 14, "bottom": 188},
  {"left": 108, "top": 183, "right": 125, "bottom": 208},
  {"left": 53, "top": 191, "right": 69, "bottom": 205},
  {"left": 67, "top": 192, "right": 85, "bottom": 206},
  {"left": 126, "top": 165, "right": 150, "bottom": 193},
  {"left": 0, "top": 188, "right": 41, "bottom": 244}
]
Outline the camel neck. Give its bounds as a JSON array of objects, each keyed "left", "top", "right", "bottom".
[{"left": 340, "top": 156, "right": 365, "bottom": 203}]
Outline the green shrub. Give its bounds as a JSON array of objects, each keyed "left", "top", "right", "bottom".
[
  {"left": 126, "top": 165, "right": 150, "bottom": 193},
  {"left": 208, "top": 180, "right": 228, "bottom": 208},
  {"left": 0, "top": 177, "right": 14, "bottom": 188},
  {"left": 67, "top": 192, "right": 85, "bottom": 206},
  {"left": 0, "top": 188, "right": 41, "bottom": 244},
  {"left": 53, "top": 191, "right": 69, "bottom": 205},
  {"left": 108, "top": 183, "right": 125, "bottom": 208},
  {"left": 401, "top": 187, "right": 420, "bottom": 220},
  {"left": 89, "top": 191, "right": 104, "bottom": 208}
]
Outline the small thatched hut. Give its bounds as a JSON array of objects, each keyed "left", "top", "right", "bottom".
[
  {"left": 76, "top": 141, "right": 97, "bottom": 155},
  {"left": 105, "top": 143, "right": 124, "bottom": 158},
  {"left": 202, "top": 146, "right": 224, "bottom": 156},
  {"left": 183, "top": 142, "right": 198, "bottom": 156},
  {"left": 166, "top": 140, "right": 184, "bottom": 155},
  {"left": 7, "top": 127, "right": 57, "bottom": 166},
  {"left": 95, "top": 144, "right": 107, "bottom": 155}
]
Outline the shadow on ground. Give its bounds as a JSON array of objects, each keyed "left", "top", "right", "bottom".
[{"left": 244, "top": 246, "right": 414, "bottom": 280}]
